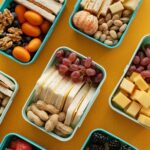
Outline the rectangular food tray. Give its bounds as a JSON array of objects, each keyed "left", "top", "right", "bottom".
[
  {"left": 0, "top": 133, "right": 46, "bottom": 149},
  {"left": 22, "top": 46, "right": 106, "bottom": 141},
  {"left": 0, "top": 71, "right": 18, "bottom": 125},
  {"left": 0, "top": 0, "right": 67, "bottom": 65},
  {"left": 69, "top": 0, "right": 142, "bottom": 49},
  {"left": 109, "top": 35, "right": 150, "bottom": 129},
  {"left": 81, "top": 128, "right": 138, "bottom": 150}
]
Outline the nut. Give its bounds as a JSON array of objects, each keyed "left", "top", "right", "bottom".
[
  {"left": 110, "top": 30, "right": 117, "bottom": 39},
  {"left": 119, "top": 24, "right": 127, "bottom": 32},
  {"left": 94, "top": 31, "right": 102, "bottom": 40},
  {"left": 105, "top": 13, "right": 112, "bottom": 21},
  {"left": 107, "top": 20, "right": 113, "bottom": 27},
  {"left": 106, "top": 36, "right": 113, "bottom": 41},
  {"left": 100, "top": 34, "right": 106, "bottom": 42},
  {"left": 27, "top": 111, "right": 44, "bottom": 127},
  {"left": 101, "top": 23, "right": 108, "bottom": 31},
  {"left": 45, "top": 114, "right": 59, "bottom": 132},
  {"left": 112, "top": 14, "right": 120, "bottom": 20},
  {"left": 2, "top": 97, "right": 9, "bottom": 107},
  {"left": 58, "top": 112, "right": 66, "bottom": 122},
  {"left": 120, "top": 17, "right": 130, "bottom": 23},
  {"left": 113, "top": 20, "right": 123, "bottom": 27},
  {"left": 123, "top": 9, "right": 132, "bottom": 17},
  {"left": 103, "top": 30, "right": 109, "bottom": 35},
  {"left": 110, "top": 26, "right": 119, "bottom": 31},
  {"left": 0, "top": 107, "right": 4, "bottom": 115},
  {"left": 104, "top": 40, "right": 113, "bottom": 46},
  {"left": 0, "top": 37, "right": 13, "bottom": 50},
  {"left": 117, "top": 32, "right": 123, "bottom": 38},
  {"left": 98, "top": 18, "right": 105, "bottom": 25},
  {"left": 113, "top": 40, "right": 119, "bottom": 45}
]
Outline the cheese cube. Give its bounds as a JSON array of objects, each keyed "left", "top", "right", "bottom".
[
  {"left": 130, "top": 89, "right": 141, "bottom": 100},
  {"left": 130, "top": 72, "right": 140, "bottom": 82},
  {"left": 109, "top": 1, "right": 124, "bottom": 14},
  {"left": 141, "top": 107, "right": 150, "bottom": 117},
  {"left": 120, "top": 78, "right": 135, "bottom": 94},
  {"left": 125, "top": 101, "right": 142, "bottom": 118},
  {"left": 123, "top": 0, "right": 140, "bottom": 11},
  {"left": 136, "top": 91, "right": 150, "bottom": 108},
  {"left": 134, "top": 75, "right": 149, "bottom": 91},
  {"left": 112, "top": 92, "right": 131, "bottom": 109},
  {"left": 138, "top": 114, "right": 150, "bottom": 127}
]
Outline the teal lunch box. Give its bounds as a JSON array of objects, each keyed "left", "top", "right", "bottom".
[
  {"left": 22, "top": 46, "right": 107, "bottom": 141},
  {"left": 109, "top": 35, "right": 150, "bottom": 129},
  {"left": 0, "top": 133, "right": 46, "bottom": 149},
  {"left": 0, "top": 0, "right": 67, "bottom": 65},
  {"left": 81, "top": 128, "right": 138, "bottom": 150},
  {"left": 69, "top": 0, "right": 142, "bottom": 49},
  {"left": 0, "top": 71, "right": 18, "bottom": 125}
]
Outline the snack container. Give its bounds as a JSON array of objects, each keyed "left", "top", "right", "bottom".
[
  {"left": 81, "top": 128, "right": 138, "bottom": 150},
  {"left": 0, "top": 71, "right": 18, "bottom": 125},
  {"left": 0, "top": 0, "right": 67, "bottom": 65},
  {"left": 109, "top": 35, "right": 150, "bottom": 128},
  {"left": 69, "top": 0, "right": 142, "bottom": 49},
  {"left": 0, "top": 133, "right": 46, "bottom": 149},
  {"left": 22, "top": 46, "right": 107, "bottom": 141}
]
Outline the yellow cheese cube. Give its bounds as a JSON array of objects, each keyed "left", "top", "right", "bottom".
[
  {"left": 125, "top": 101, "right": 142, "bottom": 118},
  {"left": 109, "top": 1, "right": 124, "bottom": 14},
  {"left": 130, "top": 72, "right": 140, "bottom": 82},
  {"left": 138, "top": 114, "right": 150, "bottom": 127},
  {"left": 130, "top": 89, "right": 141, "bottom": 100},
  {"left": 120, "top": 78, "right": 135, "bottom": 94},
  {"left": 134, "top": 75, "right": 149, "bottom": 91},
  {"left": 136, "top": 91, "right": 150, "bottom": 108},
  {"left": 123, "top": 0, "right": 140, "bottom": 11},
  {"left": 112, "top": 92, "right": 131, "bottom": 109},
  {"left": 141, "top": 107, "right": 150, "bottom": 117}
]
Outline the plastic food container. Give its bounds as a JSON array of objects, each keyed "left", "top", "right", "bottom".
[
  {"left": 0, "top": 71, "right": 18, "bottom": 125},
  {"left": 69, "top": 0, "right": 142, "bottom": 49},
  {"left": 0, "top": 0, "right": 67, "bottom": 65},
  {"left": 81, "top": 128, "right": 138, "bottom": 150},
  {"left": 0, "top": 133, "right": 46, "bottom": 150},
  {"left": 22, "top": 46, "right": 106, "bottom": 141},
  {"left": 109, "top": 35, "right": 150, "bottom": 128}
]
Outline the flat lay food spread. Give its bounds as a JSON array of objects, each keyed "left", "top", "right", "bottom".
[{"left": 0, "top": 0, "right": 150, "bottom": 149}]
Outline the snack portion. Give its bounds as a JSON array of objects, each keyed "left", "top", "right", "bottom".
[
  {"left": 0, "top": 0, "right": 64, "bottom": 63},
  {"left": 111, "top": 42, "right": 150, "bottom": 128},
  {"left": 83, "top": 130, "right": 134, "bottom": 150},
  {"left": 72, "top": 0, "right": 141, "bottom": 46},
  {"left": 0, "top": 73, "right": 15, "bottom": 118},
  {"left": 25, "top": 48, "right": 104, "bottom": 137}
]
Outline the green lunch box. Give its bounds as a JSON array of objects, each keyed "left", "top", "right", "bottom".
[
  {"left": 0, "top": 0, "right": 67, "bottom": 65},
  {"left": 22, "top": 46, "right": 107, "bottom": 141}
]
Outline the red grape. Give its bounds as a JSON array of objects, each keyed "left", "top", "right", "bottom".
[
  {"left": 95, "top": 73, "right": 103, "bottom": 83},
  {"left": 137, "top": 51, "right": 145, "bottom": 59},
  {"left": 71, "top": 71, "right": 81, "bottom": 82},
  {"left": 147, "top": 64, "right": 150, "bottom": 70},
  {"left": 136, "top": 66, "right": 144, "bottom": 73},
  {"left": 62, "top": 58, "right": 71, "bottom": 66},
  {"left": 68, "top": 53, "right": 77, "bottom": 62},
  {"left": 56, "top": 50, "right": 64, "bottom": 58},
  {"left": 74, "top": 58, "right": 80, "bottom": 65},
  {"left": 59, "top": 64, "right": 69, "bottom": 75},
  {"left": 141, "top": 70, "right": 150, "bottom": 78},
  {"left": 79, "top": 65, "right": 86, "bottom": 74},
  {"left": 133, "top": 56, "right": 140, "bottom": 65},
  {"left": 86, "top": 68, "right": 96, "bottom": 76},
  {"left": 145, "top": 48, "right": 150, "bottom": 58},
  {"left": 140, "top": 57, "right": 150, "bottom": 66},
  {"left": 69, "top": 64, "right": 79, "bottom": 71},
  {"left": 84, "top": 57, "right": 92, "bottom": 68}
]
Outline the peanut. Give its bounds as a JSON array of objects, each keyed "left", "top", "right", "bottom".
[
  {"left": 105, "top": 13, "right": 112, "bottom": 21},
  {"left": 98, "top": 18, "right": 105, "bottom": 25},
  {"left": 103, "top": 30, "right": 109, "bottom": 35},
  {"left": 117, "top": 32, "right": 123, "bottom": 38},
  {"left": 31, "top": 104, "right": 49, "bottom": 121},
  {"left": 107, "top": 20, "right": 113, "bottom": 28},
  {"left": 113, "top": 20, "right": 123, "bottom": 27},
  {"left": 120, "top": 17, "right": 130, "bottom": 23},
  {"left": 56, "top": 122, "right": 73, "bottom": 136},
  {"left": 45, "top": 114, "right": 59, "bottom": 132},
  {"left": 123, "top": 9, "right": 132, "bottom": 17},
  {"left": 114, "top": 40, "right": 119, "bottom": 45},
  {"left": 101, "top": 23, "right": 108, "bottom": 31},
  {"left": 36, "top": 100, "right": 59, "bottom": 114},
  {"left": 110, "top": 30, "right": 117, "bottom": 39},
  {"left": 110, "top": 26, "right": 119, "bottom": 31},
  {"left": 112, "top": 14, "right": 120, "bottom": 20},
  {"left": 94, "top": 31, "right": 102, "bottom": 40},
  {"left": 27, "top": 111, "right": 44, "bottom": 127},
  {"left": 119, "top": 24, "right": 127, "bottom": 32},
  {"left": 58, "top": 112, "right": 66, "bottom": 122},
  {"left": 104, "top": 40, "right": 113, "bottom": 46},
  {"left": 2, "top": 97, "right": 9, "bottom": 107},
  {"left": 100, "top": 34, "right": 106, "bottom": 42}
]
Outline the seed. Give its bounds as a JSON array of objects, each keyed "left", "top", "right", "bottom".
[
  {"left": 119, "top": 24, "right": 127, "bottom": 32},
  {"left": 110, "top": 30, "right": 117, "bottom": 39},
  {"left": 113, "top": 20, "right": 123, "bottom": 27}
]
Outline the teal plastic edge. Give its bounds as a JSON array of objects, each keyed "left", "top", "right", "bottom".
[
  {"left": 0, "top": 71, "right": 19, "bottom": 125},
  {"left": 81, "top": 128, "right": 138, "bottom": 150},
  {"left": 109, "top": 35, "right": 150, "bottom": 129},
  {"left": 0, "top": 0, "right": 67, "bottom": 65},
  {"left": 0, "top": 133, "right": 46, "bottom": 149},
  {"left": 69, "top": 0, "right": 142, "bottom": 49},
  {"left": 22, "top": 46, "right": 107, "bottom": 142}
]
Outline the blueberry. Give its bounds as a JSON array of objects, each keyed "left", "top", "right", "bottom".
[
  {"left": 0, "top": 32, "right": 6, "bottom": 38},
  {"left": 108, "top": 139, "right": 121, "bottom": 150},
  {"left": 6, "top": 49, "right": 12, "bottom": 55},
  {"left": 11, "top": 12, "right": 17, "bottom": 18},
  {"left": 22, "top": 35, "right": 32, "bottom": 43},
  {"left": 12, "top": 20, "right": 20, "bottom": 27}
]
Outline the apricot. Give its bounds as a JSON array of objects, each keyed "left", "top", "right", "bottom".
[
  {"left": 40, "top": 20, "right": 51, "bottom": 34},
  {"left": 15, "top": 5, "right": 26, "bottom": 23},
  {"left": 26, "top": 38, "right": 41, "bottom": 52},
  {"left": 24, "top": 11, "right": 43, "bottom": 26},
  {"left": 13, "top": 46, "right": 31, "bottom": 62},
  {"left": 22, "top": 22, "right": 41, "bottom": 37}
]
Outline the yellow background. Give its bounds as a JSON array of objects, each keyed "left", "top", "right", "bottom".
[{"left": 0, "top": 0, "right": 150, "bottom": 149}]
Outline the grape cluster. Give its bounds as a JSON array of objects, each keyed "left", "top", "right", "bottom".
[
  {"left": 128, "top": 44, "right": 150, "bottom": 83},
  {"left": 55, "top": 49, "right": 103, "bottom": 85}
]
